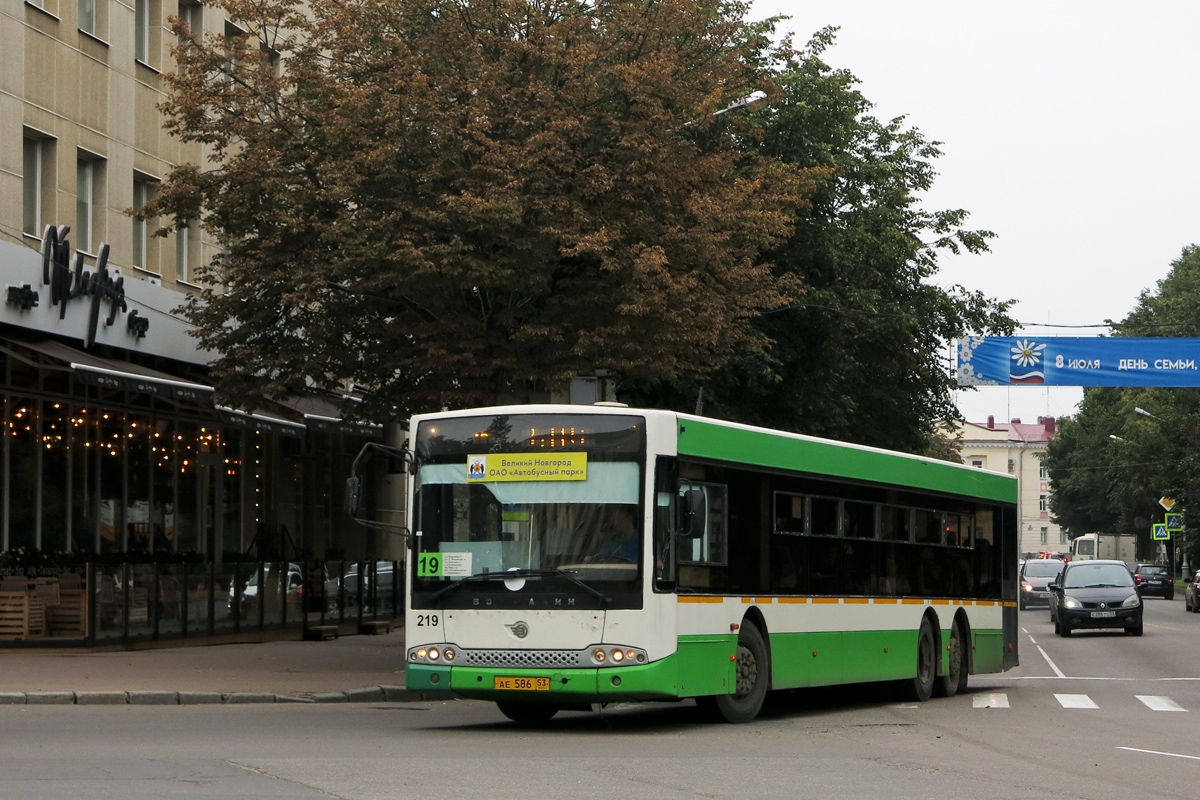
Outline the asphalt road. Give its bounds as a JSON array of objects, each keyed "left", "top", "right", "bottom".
[{"left": 2, "top": 597, "right": 1198, "bottom": 800}]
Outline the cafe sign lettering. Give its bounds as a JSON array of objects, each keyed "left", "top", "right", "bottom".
[{"left": 38, "top": 224, "right": 148, "bottom": 348}]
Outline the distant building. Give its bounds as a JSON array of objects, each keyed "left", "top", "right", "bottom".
[{"left": 944, "top": 416, "right": 1064, "bottom": 557}]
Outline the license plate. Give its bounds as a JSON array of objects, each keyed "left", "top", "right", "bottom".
[
  {"left": 493, "top": 676, "right": 551, "bottom": 691},
  {"left": 1035, "top": 592, "right": 1049, "bottom": 598},
  {"left": 1090, "top": 610, "right": 1116, "bottom": 618}
]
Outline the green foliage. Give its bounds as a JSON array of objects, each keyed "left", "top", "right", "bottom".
[
  {"left": 624, "top": 29, "right": 1014, "bottom": 451},
  {"left": 1044, "top": 246, "right": 1200, "bottom": 561}
]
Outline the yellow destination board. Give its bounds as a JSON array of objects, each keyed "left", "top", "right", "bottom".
[{"left": 466, "top": 452, "right": 587, "bottom": 482}]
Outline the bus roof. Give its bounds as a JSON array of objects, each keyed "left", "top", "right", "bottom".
[{"left": 409, "top": 404, "right": 1017, "bottom": 505}]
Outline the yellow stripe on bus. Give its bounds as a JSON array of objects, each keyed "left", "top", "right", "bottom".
[
  {"left": 812, "top": 597, "right": 839, "bottom": 604},
  {"left": 844, "top": 598, "right": 869, "bottom": 604},
  {"left": 677, "top": 596, "right": 724, "bottom": 604},
  {"left": 901, "top": 598, "right": 927, "bottom": 605}
]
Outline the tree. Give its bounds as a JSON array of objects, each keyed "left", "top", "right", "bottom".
[
  {"left": 1044, "top": 246, "right": 1200, "bottom": 561},
  {"left": 149, "top": 0, "right": 822, "bottom": 420},
  {"left": 623, "top": 30, "right": 1014, "bottom": 453}
]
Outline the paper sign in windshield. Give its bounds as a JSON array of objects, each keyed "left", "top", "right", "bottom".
[{"left": 466, "top": 453, "right": 587, "bottom": 482}]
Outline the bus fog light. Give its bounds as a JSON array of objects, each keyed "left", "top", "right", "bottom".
[
  {"left": 611, "top": 650, "right": 624, "bottom": 662},
  {"left": 612, "top": 676, "right": 622, "bottom": 687},
  {"left": 592, "top": 648, "right": 606, "bottom": 663},
  {"left": 428, "top": 648, "right": 440, "bottom": 661}
]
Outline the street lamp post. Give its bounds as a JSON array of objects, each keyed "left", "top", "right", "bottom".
[{"left": 1133, "top": 406, "right": 1182, "bottom": 579}]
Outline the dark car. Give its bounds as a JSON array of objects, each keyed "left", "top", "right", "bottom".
[
  {"left": 1185, "top": 570, "right": 1200, "bottom": 612},
  {"left": 1049, "top": 559, "right": 1143, "bottom": 636},
  {"left": 1132, "top": 563, "right": 1174, "bottom": 599},
  {"left": 1019, "top": 559, "right": 1061, "bottom": 610}
]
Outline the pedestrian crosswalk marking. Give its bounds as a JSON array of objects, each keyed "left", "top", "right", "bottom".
[
  {"left": 1055, "top": 693, "right": 1099, "bottom": 709},
  {"left": 973, "top": 692, "right": 1009, "bottom": 709},
  {"left": 1137, "top": 695, "right": 1188, "bottom": 712}
]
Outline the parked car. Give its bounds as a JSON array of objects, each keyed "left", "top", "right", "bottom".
[
  {"left": 1019, "top": 559, "right": 1062, "bottom": 609},
  {"left": 1184, "top": 570, "right": 1200, "bottom": 612},
  {"left": 227, "top": 563, "right": 335, "bottom": 616},
  {"left": 1132, "top": 563, "right": 1174, "bottom": 599},
  {"left": 338, "top": 561, "right": 397, "bottom": 614},
  {"left": 1049, "top": 559, "right": 1143, "bottom": 636}
]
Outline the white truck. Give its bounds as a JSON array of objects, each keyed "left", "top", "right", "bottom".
[{"left": 1069, "top": 532, "right": 1136, "bottom": 563}]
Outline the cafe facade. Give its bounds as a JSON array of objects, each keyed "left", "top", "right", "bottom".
[{"left": 0, "top": 232, "right": 405, "bottom": 566}]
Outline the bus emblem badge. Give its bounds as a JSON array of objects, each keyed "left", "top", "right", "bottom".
[{"left": 506, "top": 621, "right": 529, "bottom": 639}]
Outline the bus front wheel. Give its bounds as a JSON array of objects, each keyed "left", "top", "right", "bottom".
[
  {"left": 496, "top": 702, "right": 559, "bottom": 724},
  {"left": 696, "top": 623, "right": 770, "bottom": 723}
]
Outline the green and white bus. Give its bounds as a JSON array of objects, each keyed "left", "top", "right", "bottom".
[{"left": 403, "top": 404, "right": 1018, "bottom": 723}]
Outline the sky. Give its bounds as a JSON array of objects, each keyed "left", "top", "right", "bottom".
[{"left": 748, "top": 1, "right": 1200, "bottom": 425}]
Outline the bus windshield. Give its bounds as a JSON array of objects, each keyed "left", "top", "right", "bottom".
[{"left": 411, "top": 413, "right": 645, "bottom": 608}]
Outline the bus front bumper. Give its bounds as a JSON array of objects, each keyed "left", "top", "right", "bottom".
[{"left": 406, "top": 659, "right": 683, "bottom": 703}]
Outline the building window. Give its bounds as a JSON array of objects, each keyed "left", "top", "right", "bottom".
[
  {"left": 176, "top": 219, "right": 191, "bottom": 282},
  {"left": 76, "top": 157, "right": 95, "bottom": 253},
  {"left": 1060, "top": 530, "right": 1068, "bottom": 545},
  {"left": 135, "top": 0, "right": 148, "bottom": 60},
  {"left": 1040, "top": 527, "right": 1048, "bottom": 545},
  {"left": 970, "top": 459, "right": 984, "bottom": 469},
  {"left": 176, "top": 0, "right": 200, "bottom": 70},
  {"left": 1039, "top": 494, "right": 1047, "bottom": 513},
  {"left": 78, "top": 0, "right": 94, "bottom": 33},
  {"left": 132, "top": 176, "right": 156, "bottom": 271},
  {"left": 23, "top": 137, "right": 43, "bottom": 236}
]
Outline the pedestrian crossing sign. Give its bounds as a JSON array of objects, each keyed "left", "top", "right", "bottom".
[
  {"left": 1152, "top": 523, "right": 1170, "bottom": 541},
  {"left": 1166, "top": 513, "right": 1184, "bottom": 532}
]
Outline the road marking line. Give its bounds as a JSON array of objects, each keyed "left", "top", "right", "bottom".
[
  {"left": 1055, "top": 693, "right": 1098, "bottom": 709},
  {"left": 1036, "top": 645, "right": 1067, "bottom": 678},
  {"left": 1116, "top": 747, "right": 1200, "bottom": 761},
  {"left": 973, "top": 692, "right": 1009, "bottom": 709},
  {"left": 1137, "top": 695, "right": 1188, "bottom": 712}
]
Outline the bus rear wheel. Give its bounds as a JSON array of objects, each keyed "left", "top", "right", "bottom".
[
  {"left": 935, "top": 620, "right": 968, "bottom": 698},
  {"left": 496, "top": 702, "right": 559, "bottom": 724},
  {"left": 696, "top": 623, "right": 769, "bottom": 723},
  {"left": 899, "top": 618, "right": 936, "bottom": 702}
]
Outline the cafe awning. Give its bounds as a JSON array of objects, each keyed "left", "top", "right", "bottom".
[{"left": 1, "top": 336, "right": 214, "bottom": 403}]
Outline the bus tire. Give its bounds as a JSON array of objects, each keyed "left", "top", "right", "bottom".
[
  {"left": 900, "top": 617, "right": 936, "bottom": 702},
  {"left": 935, "top": 619, "right": 968, "bottom": 698},
  {"left": 496, "top": 702, "right": 559, "bottom": 724},
  {"left": 696, "top": 623, "right": 769, "bottom": 723}
]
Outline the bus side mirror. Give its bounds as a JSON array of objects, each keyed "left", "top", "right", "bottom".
[
  {"left": 343, "top": 476, "right": 362, "bottom": 517},
  {"left": 678, "top": 489, "right": 707, "bottom": 539}
]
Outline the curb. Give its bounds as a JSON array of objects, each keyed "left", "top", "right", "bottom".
[{"left": 0, "top": 686, "right": 443, "bottom": 706}]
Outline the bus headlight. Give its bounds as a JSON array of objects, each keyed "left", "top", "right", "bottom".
[
  {"left": 409, "top": 644, "right": 461, "bottom": 664},
  {"left": 589, "top": 645, "right": 648, "bottom": 666}
]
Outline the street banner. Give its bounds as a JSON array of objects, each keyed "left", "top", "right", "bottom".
[{"left": 956, "top": 337, "right": 1200, "bottom": 387}]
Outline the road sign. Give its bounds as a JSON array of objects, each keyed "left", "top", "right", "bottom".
[
  {"left": 1160, "top": 497, "right": 1177, "bottom": 511},
  {"left": 1166, "top": 513, "right": 1184, "bottom": 532},
  {"left": 1152, "top": 523, "right": 1170, "bottom": 541}
]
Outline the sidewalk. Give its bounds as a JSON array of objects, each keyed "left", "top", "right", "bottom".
[{"left": 0, "top": 630, "right": 430, "bottom": 705}]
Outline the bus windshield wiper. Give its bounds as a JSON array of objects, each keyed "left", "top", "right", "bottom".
[{"left": 424, "top": 568, "right": 611, "bottom": 605}]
